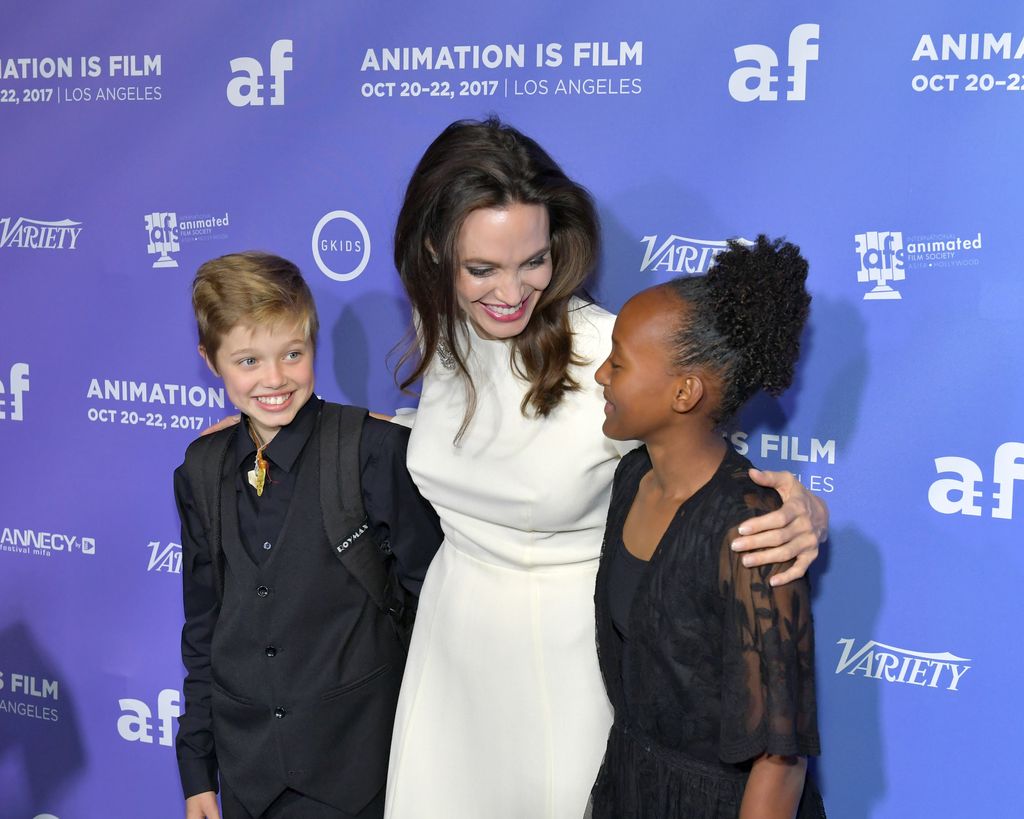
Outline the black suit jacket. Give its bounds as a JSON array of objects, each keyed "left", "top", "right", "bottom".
[{"left": 174, "top": 405, "right": 441, "bottom": 816}]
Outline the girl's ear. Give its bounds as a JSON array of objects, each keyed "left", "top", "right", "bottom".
[{"left": 672, "top": 374, "right": 705, "bottom": 414}]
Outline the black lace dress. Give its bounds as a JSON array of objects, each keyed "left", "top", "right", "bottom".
[{"left": 589, "top": 445, "right": 825, "bottom": 818}]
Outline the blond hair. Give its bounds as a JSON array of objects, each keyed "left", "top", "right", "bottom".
[{"left": 191, "top": 251, "right": 319, "bottom": 360}]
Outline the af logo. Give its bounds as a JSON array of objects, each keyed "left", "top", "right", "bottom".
[
  {"left": 729, "top": 23, "right": 820, "bottom": 102},
  {"left": 0, "top": 362, "right": 29, "bottom": 421},
  {"left": 227, "top": 38, "right": 293, "bottom": 107},
  {"left": 144, "top": 212, "right": 180, "bottom": 268},
  {"left": 929, "top": 441, "right": 1024, "bottom": 519},
  {"left": 117, "top": 688, "right": 181, "bottom": 747}
]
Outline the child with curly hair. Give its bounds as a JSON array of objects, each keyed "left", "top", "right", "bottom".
[{"left": 589, "top": 236, "right": 825, "bottom": 818}]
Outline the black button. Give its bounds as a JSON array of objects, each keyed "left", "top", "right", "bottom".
[
  {"left": 380, "top": 538, "right": 392, "bottom": 555},
  {"left": 263, "top": 541, "right": 272, "bottom": 551},
  {"left": 274, "top": 707, "right": 286, "bottom": 719},
  {"left": 256, "top": 585, "right": 270, "bottom": 597},
  {"left": 265, "top": 645, "right": 277, "bottom": 658}
]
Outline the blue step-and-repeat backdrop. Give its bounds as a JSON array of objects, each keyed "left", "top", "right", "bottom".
[{"left": 2, "top": 2, "right": 1021, "bottom": 817}]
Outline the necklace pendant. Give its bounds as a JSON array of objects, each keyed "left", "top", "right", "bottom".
[{"left": 248, "top": 457, "right": 267, "bottom": 496}]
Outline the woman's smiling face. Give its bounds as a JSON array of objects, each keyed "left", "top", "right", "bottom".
[{"left": 454, "top": 203, "right": 553, "bottom": 340}]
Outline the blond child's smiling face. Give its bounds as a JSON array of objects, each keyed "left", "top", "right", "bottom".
[{"left": 202, "top": 320, "right": 314, "bottom": 444}]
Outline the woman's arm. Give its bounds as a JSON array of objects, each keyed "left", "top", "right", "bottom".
[
  {"left": 730, "top": 468, "right": 829, "bottom": 586},
  {"left": 739, "top": 754, "right": 807, "bottom": 819}
]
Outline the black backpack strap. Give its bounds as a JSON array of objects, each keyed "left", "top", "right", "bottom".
[
  {"left": 319, "top": 403, "right": 392, "bottom": 613},
  {"left": 181, "top": 430, "right": 233, "bottom": 600}
]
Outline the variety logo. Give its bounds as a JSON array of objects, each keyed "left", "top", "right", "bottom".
[
  {"left": 855, "top": 231, "right": 905, "bottom": 300},
  {"left": 929, "top": 441, "right": 1023, "bottom": 520},
  {"left": 639, "top": 235, "right": 753, "bottom": 276},
  {"left": 729, "top": 23, "right": 820, "bottom": 102},
  {"left": 117, "top": 688, "right": 181, "bottom": 747},
  {"left": 0, "top": 527, "right": 95, "bottom": 558},
  {"left": 227, "top": 38, "right": 293, "bottom": 106},
  {"left": 0, "top": 362, "right": 29, "bottom": 421},
  {"left": 312, "top": 210, "right": 371, "bottom": 281},
  {"left": 0, "top": 670, "right": 60, "bottom": 722},
  {"left": 147, "top": 540, "right": 182, "bottom": 574},
  {"left": 0, "top": 217, "right": 83, "bottom": 250},
  {"left": 835, "top": 638, "right": 970, "bottom": 692},
  {"left": 144, "top": 211, "right": 180, "bottom": 268}
]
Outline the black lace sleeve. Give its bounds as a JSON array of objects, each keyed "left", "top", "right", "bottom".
[{"left": 717, "top": 491, "right": 820, "bottom": 764}]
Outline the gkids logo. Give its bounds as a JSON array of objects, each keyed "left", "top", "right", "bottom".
[
  {"left": 855, "top": 231, "right": 905, "bottom": 300},
  {"left": 639, "top": 236, "right": 754, "bottom": 275},
  {"left": 0, "top": 217, "right": 83, "bottom": 250},
  {"left": 729, "top": 23, "right": 820, "bottom": 102},
  {"left": 117, "top": 688, "right": 181, "bottom": 746},
  {"left": 227, "top": 38, "right": 293, "bottom": 106},
  {"left": 835, "top": 638, "right": 970, "bottom": 692},
  {"left": 0, "top": 362, "right": 29, "bottom": 421},
  {"left": 929, "top": 441, "right": 1023, "bottom": 520},
  {"left": 146, "top": 540, "right": 182, "bottom": 574},
  {"left": 312, "top": 210, "right": 371, "bottom": 282},
  {"left": 144, "top": 212, "right": 180, "bottom": 268}
]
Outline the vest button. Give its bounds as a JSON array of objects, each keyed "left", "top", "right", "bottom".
[
  {"left": 265, "top": 645, "right": 277, "bottom": 658},
  {"left": 256, "top": 585, "right": 270, "bottom": 598},
  {"left": 274, "top": 707, "right": 286, "bottom": 719},
  {"left": 263, "top": 541, "right": 272, "bottom": 550}
]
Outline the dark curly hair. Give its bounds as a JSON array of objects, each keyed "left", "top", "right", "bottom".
[
  {"left": 394, "top": 117, "right": 598, "bottom": 441},
  {"left": 665, "top": 235, "right": 810, "bottom": 424}
]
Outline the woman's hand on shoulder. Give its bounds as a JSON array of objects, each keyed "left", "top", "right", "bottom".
[
  {"left": 731, "top": 468, "right": 829, "bottom": 587},
  {"left": 201, "top": 415, "right": 240, "bottom": 436}
]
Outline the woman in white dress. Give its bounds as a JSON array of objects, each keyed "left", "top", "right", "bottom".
[{"left": 384, "top": 119, "right": 828, "bottom": 819}]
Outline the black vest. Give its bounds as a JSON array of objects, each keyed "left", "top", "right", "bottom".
[{"left": 210, "top": 420, "right": 405, "bottom": 817}]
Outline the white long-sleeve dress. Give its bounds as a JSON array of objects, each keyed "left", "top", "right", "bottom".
[{"left": 384, "top": 300, "right": 630, "bottom": 819}]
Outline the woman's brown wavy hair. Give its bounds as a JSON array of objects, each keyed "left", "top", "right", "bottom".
[{"left": 394, "top": 117, "right": 599, "bottom": 441}]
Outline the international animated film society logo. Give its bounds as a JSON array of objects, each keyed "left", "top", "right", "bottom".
[
  {"left": 0, "top": 216, "right": 83, "bottom": 250},
  {"left": 639, "top": 235, "right": 753, "bottom": 276},
  {"left": 854, "top": 229, "right": 983, "bottom": 299},
  {"left": 929, "top": 441, "right": 1023, "bottom": 520},
  {"left": 227, "top": 38, "right": 293, "bottom": 106},
  {"left": 144, "top": 210, "right": 231, "bottom": 268},
  {"left": 835, "top": 638, "right": 970, "bottom": 692},
  {"left": 0, "top": 362, "right": 29, "bottom": 421},
  {"left": 729, "top": 23, "right": 820, "bottom": 102},
  {"left": 312, "top": 210, "right": 371, "bottom": 281}
]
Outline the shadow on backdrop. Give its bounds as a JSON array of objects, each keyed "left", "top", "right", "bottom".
[
  {"left": 0, "top": 620, "right": 86, "bottom": 816},
  {"left": 330, "top": 290, "right": 416, "bottom": 412}
]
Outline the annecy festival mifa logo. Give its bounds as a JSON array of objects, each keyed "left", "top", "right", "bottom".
[
  {"left": 0, "top": 363, "right": 29, "bottom": 421},
  {"left": 855, "top": 231, "right": 905, "bottom": 300},
  {"left": 729, "top": 23, "right": 820, "bottom": 102},
  {"left": 144, "top": 212, "right": 180, "bottom": 268}
]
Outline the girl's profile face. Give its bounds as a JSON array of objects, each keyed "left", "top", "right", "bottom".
[
  {"left": 595, "top": 288, "right": 683, "bottom": 442},
  {"left": 454, "top": 203, "right": 552, "bottom": 340}
]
